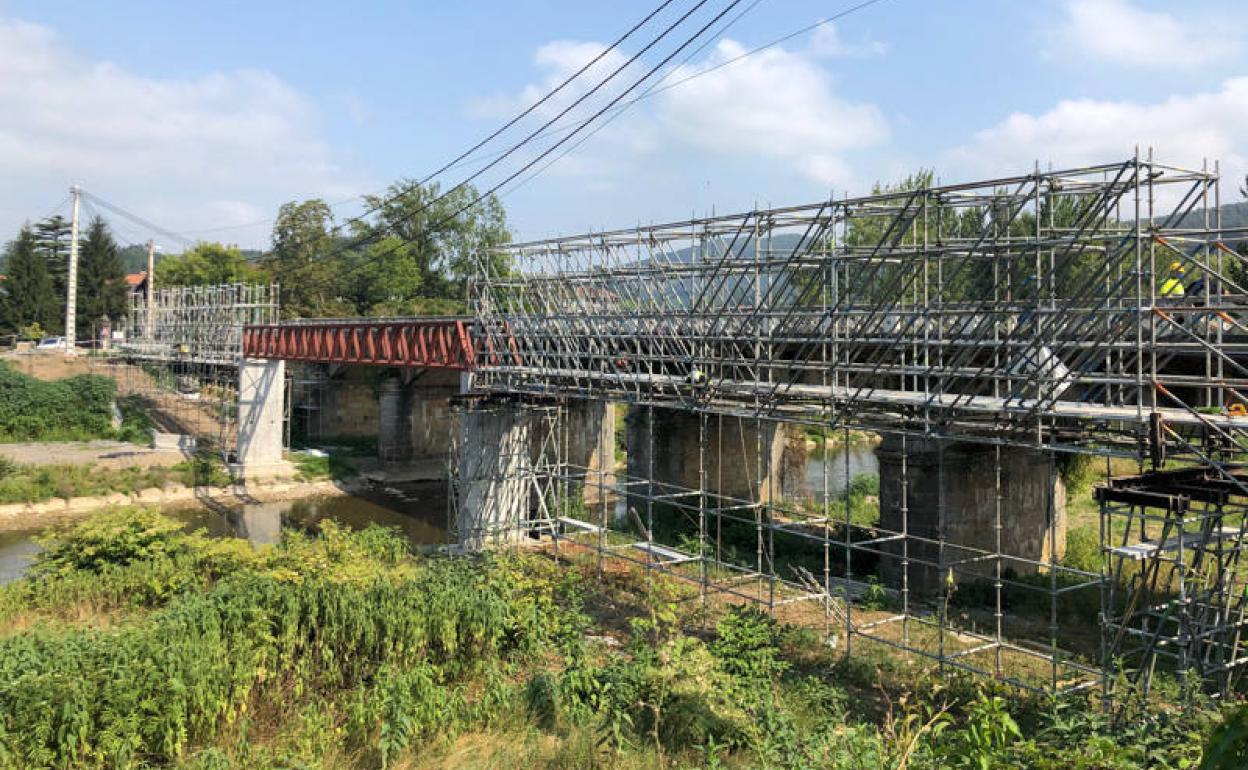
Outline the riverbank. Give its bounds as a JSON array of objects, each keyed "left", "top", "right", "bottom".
[
  {"left": 0, "top": 507, "right": 1235, "bottom": 769},
  {"left": 0, "top": 473, "right": 361, "bottom": 532}
]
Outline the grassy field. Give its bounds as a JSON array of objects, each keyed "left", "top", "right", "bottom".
[{"left": 0, "top": 507, "right": 1242, "bottom": 769}]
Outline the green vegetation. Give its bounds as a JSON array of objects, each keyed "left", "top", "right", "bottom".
[
  {"left": 0, "top": 226, "right": 59, "bottom": 336},
  {"left": 0, "top": 362, "right": 117, "bottom": 442},
  {"left": 0, "top": 362, "right": 156, "bottom": 444},
  {"left": 291, "top": 451, "right": 357, "bottom": 482},
  {"left": 0, "top": 453, "right": 232, "bottom": 504},
  {"left": 0, "top": 508, "right": 1236, "bottom": 769},
  {"left": 154, "top": 242, "right": 268, "bottom": 288}
]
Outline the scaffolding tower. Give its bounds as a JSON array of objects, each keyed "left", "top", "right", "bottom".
[{"left": 456, "top": 154, "right": 1248, "bottom": 697}]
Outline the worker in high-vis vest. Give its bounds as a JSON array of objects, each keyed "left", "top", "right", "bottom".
[{"left": 1160, "top": 261, "right": 1186, "bottom": 298}]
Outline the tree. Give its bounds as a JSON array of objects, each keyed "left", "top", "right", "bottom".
[
  {"left": 34, "top": 214, "right": 71, "bottom": 300},
  {"left": 76, "top": 216, "right": 129, "bottom": 338},
  {"left": 155, "top": 242, "right": 268, "bottom": 287},
  {"left": 267, "top": 182, "right": 511, "bottom": 318},
  {"left": 266, "top": 199, "right": 349, "bottom": 318},
  {"left": 351, "top": 180, "right": 510, "bottom": 311},
  {"left": 1, "top": 226, "right": 59, "bottom": 335}
]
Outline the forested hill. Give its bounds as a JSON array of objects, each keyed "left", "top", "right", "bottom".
[
  {"left": 115, "top": 244, "right": 264, "bottom": 274},
  {"left": 1167, "top": 200, "right": 1248, "bottom": 231}
]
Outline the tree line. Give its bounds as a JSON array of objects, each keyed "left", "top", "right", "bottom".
[
  {"left": 0, "top": 180, "right": 510, "bottom": 338},
  {"left": 0, "top": 215, "right": 129, "bottom": 341}
]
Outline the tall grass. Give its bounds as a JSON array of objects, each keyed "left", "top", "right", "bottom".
[{"left": 0, "top": 507, "right": 1233, "bottom": 769}]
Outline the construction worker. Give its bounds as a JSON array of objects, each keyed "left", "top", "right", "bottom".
[{"left": 1160, "top": 261, "right": 1186, "bottom": 298}]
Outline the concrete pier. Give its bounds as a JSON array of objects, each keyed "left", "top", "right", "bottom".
[
  {"left": 625, "top": 407, "right": 803, "bottom": 510},
  {"left": 454, "top": 400, "right": 532, "bottom": 550},
  {"left": 236, "top": 357, "right": 286, "bottom": 480},
  {"left": 453, "top": 397, "right": 618, "bottom": 550},
  {"left": 876, "top": 435, "right": 1067, "bottom": 594}
]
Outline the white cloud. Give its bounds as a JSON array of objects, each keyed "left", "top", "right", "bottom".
[
  {"left": 807, "top": 23, "right": 887, "bottom": 58},
  {"left": 656, "top": 39, "right": 887, "bottom": 188},
  {"left": 948, "top": 77, "right": 1248, "bottom": 203},
  {"left": 0, "top": 17, "right": 363, "bottom": 247},
  {"left": 478, "top": 35, "right": 888, "bottom": 193},
  {"left": 1055, "top": 0, "right": 1239, "bottom": 68}
]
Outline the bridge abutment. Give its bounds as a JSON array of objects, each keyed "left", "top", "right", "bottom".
[
  {"left": 236, "top": 357, "right": 287, "bottom": 480},
  {"left": 876, "top": 435, "right": 1067, "bottom": 594}
]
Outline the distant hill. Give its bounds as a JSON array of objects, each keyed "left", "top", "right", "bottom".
[
  {"left": 115, "top": 245, "right": 267, "bottom": 276},
  {"left": 1168, "top": 200, "right": 1248, "bottom": 231}
]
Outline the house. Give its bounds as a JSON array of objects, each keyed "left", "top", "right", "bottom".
[{"left": 125, "top": 271, "right": 149, "bottom": 300}]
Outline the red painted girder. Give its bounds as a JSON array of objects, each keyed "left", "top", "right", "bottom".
[{"left": 242, "top": 319, "right": 478, "bottom": 370}]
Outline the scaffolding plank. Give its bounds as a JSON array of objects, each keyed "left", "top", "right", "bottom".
[{"left": 1108, "top": 526, "right": 1246, "bottom": 560}]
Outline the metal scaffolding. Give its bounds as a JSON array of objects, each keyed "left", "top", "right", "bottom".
[
  {"left": 455, "top": 154, "right": 1248, "bottom": 697},
  {"left": 90, "top": 283, "right": 283, "bottom": 462}
]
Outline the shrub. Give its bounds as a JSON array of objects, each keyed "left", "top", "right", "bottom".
[
  {"left": 1063, "top": 525, "right": 1101, "bottom": 573},
  {"left": 33, "top": 507, "right": 188, "bottom": 575},
  {"left": 0, "top": 362, "right": 118, "bottom": 442}
]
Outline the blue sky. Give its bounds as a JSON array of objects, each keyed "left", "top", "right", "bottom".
[{"left": 1, "top": 0, "right": 1246, "bottom": 250}]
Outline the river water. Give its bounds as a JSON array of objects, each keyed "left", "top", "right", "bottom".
[
  {"left": 0, "top": 480, "right": 449, "bottom": 585},
  {"left": 0, "top": 444, "right": 878, "bottom": 584},
  {"left": 793, "top": 442, "right": 879, "bottom": 502}
]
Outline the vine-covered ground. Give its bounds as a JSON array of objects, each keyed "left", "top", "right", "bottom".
[{"left": 0, "top": 508, "right": 1244, "bottom": 769}]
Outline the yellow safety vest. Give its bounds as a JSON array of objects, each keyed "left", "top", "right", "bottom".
[{"left": 1159, "top": 277, "right": 1185, "bottom": 297}]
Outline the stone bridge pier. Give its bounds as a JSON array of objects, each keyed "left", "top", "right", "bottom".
[
  {"left": 876, "top": 435, "right": 1067, "bottom": 595},
  {"left": 624, "top": 407, "right": 805, "bottom": 516},
  {"left": 377, "top": 368, "right": 463, "bottom": 468}
]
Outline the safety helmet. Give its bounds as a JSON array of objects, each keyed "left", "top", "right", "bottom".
[{"left": 1170, "top": 260, "right": 1184, "bottom": 273}]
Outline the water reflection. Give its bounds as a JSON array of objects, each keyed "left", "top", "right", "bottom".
[
  {"left": 795, "top": 443, "right": 879, "bottom": 502},
  {"left": 0, "top": 481, "right": 451, "bottom": 584},
  {"left": 0, "top": 529, "right": 41, "bottom": 584},
  {"left": 173, "top": 482, "right": 449, "bottom": 547}
]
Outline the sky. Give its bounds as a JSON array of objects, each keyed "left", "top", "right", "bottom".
[{"left": 1, "top": 0, "right": 1246, "bottom": 251}]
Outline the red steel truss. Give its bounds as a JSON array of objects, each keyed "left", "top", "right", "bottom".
[{"left": 243, "top": 319, "right": 476, "bottom": 370}]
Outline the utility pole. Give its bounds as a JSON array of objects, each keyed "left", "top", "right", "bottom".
[
  {"left": 64, "top": 185, "right": 81, "bottom": 353},
  {"left": 145, "top": 239, "right": 155, "bottom": 340}
]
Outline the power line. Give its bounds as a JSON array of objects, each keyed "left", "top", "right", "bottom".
[
  {"left": 180, "top": 0, "right": 683, "bottom": 238},
  {"left": 283, "top": 0, "right": 734, "bottom": 302},
  {"left": 78, "top": 191, "right": 196, "bottom": 249},
  {"left": 501, "top": 0, "right": 892, "bottom": 199},
  {"left": 290, "top": 0, "right": 748, "bottom": 306}
]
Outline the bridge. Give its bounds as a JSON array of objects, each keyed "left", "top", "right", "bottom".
[
  {"left": 119, "top": 155, "right": 1248, "bottom": 699},
  {"left": 243, "top": 317, "right": 476, "bottom": 370}
]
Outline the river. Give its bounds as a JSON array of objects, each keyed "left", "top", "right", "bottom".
[
  {"left": 0, "top": 479, "right": 449, "bottom": 585},
  {"left": 0, "top": 444, "right": 878, "bottom": 584}
]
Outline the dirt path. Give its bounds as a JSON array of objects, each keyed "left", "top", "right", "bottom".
[{"left": 0, "top": 441, "right": 188, "bottom": 469}]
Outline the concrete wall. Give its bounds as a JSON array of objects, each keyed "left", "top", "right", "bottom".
[
  {"left": 876, "top": 435, "right": 1067, "bottom": 594},
  {"left": 625, "top": 406, "right": 805, "bottom": 509},
  {"left": 455, "top": 400, "right": 531, "bottom": 550}
]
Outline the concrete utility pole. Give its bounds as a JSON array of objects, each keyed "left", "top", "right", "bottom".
[
  {"left": 145, "top": 239, "right": 155, "bottom": 340},
  {"left": 64, "top": 185, "right": 81, "bottom": 353}
]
